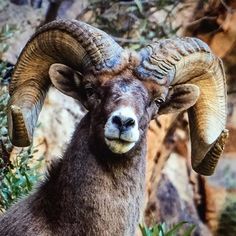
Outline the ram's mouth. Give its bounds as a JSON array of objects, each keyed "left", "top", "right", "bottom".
[
  {"left": 105, "top": 137, "right": 133, "bottom": 144},
  {"left": 104, "top": 137, "right": 136, "bottom": 154}
]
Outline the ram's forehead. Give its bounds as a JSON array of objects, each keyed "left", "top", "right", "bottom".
[
  {"left": 97, "top": 69, "right": 135, "bottom": 85},
  {"left": 100, "top": 73, "right": 147, "bottom": 94},
  {"left": 96, "top": 69, "right": 167, "bottom": 98}
]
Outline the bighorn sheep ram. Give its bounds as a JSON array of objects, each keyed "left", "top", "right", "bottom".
[{"left": 0, "top": 19, "right": 228, "bottom": 235}]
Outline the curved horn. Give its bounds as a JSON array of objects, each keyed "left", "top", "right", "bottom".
[
  {"left": 136, "top": 37, "right": 228, "bottom": 176},
  {"left": 8, "top": 19, "right": 126, "bottom": 147}
]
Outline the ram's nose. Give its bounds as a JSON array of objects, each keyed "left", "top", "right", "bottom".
[{"left": 111, "top": 115, "right": 136, "bottom": 132}]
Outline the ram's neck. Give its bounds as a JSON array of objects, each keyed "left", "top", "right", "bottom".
[{"left": 39, "top": 113, "right": 147, "bottom": 235}]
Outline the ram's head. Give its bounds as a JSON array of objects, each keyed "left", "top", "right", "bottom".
[{"left": 8, "top": 20, "right": 228, "bottom": 175}]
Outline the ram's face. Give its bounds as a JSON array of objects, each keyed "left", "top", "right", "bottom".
[
  {"left": 47, "top": 64, "right": 168, "bottom": 155},
  {"left": 48, "top": 64, "right": 201, "bottom": 155},
  {"left": 101, "top": 78, "right": 148, "bottom": 154},
  {"left": 88, "top": 75, "right": 166, "bottom": 155}
]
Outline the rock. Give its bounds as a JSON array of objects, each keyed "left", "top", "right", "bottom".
[
  {"left": 33, "top": 87, "right": 85, "bottom": 163},
  {"left": 145, "top": 153, "right": 212, "bottom": 236}
]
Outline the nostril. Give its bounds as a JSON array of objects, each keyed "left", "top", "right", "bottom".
[
  {"left": 111, "top": 116, "right": 135, "bottom": 131},
  {"left": 124, "top": 118, "right": 135, "bottom": 128},
  {"left": 112, "top": 115, "right": 122, "bottom": 127}
]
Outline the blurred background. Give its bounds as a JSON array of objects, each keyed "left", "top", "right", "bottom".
[{"left": 0, "top": 0, "right": 236, "bottom": 235}]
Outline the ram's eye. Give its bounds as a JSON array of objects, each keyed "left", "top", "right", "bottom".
[
  {"left": 112, "top": 94, "right": 120, "bottom": 101},
  {"left": 154, "top": 97, "right": 165, "bottom": 106},
  {"left": 85, "top": 85, "right": 94, "bottom": 97}
]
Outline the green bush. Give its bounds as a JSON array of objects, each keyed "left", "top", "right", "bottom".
[
  {"left": 139, "top": 221, "right": 195, "bottom": 236},
  {"left": 0, "top": 24, "right": 16, "bottom": 58}
]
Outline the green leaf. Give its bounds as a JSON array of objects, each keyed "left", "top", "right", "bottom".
[
  {"left": 139, "top": 224, "right": 152, "bottom": 236},
  {"left": 152, "top": 224, "right": 160, "bottom": 236},
  {"left": 134, "top": 0, "right": 143, "bottom": 13},
  {"left": 158, "top": 224, "right": 165, "bottom": 236},
  {"left": 165, "top": 221, "right": 188, "bottom": 236},
  {"left": 183, "top": 225, "right": 196, "bottom": 236}
]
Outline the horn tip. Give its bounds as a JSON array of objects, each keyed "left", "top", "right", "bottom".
[
  {"left": 193, "top": 165, "right": 215, "bottom": 176},
  {"left": 8, "top": 105, "right": 32, "bottom": 147},
  {"left": 192, "top": 129, "right": 229, "bottom": 176}
]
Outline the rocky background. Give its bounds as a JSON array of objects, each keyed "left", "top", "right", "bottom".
[{"left": 0, "top": 0, "right": 236, "bottom": 235}]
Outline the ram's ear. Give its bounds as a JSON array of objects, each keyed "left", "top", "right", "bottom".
[
  {"left": 158, "top": 84, "right": 200, "bottom": 115},
  {"left": 49, "top": 63, "right": 86, "bottom": 103}
]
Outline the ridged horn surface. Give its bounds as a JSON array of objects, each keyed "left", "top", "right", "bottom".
[
  {"left": 136, "top": 37, "right": 228, "bottom": 175},
  {"left": 8, "top": 19, "right": 125, "bottom": 147}
]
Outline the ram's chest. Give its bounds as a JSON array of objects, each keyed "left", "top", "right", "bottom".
[{"left": 53, "top": 170, "right": 145, "bottom": 236}]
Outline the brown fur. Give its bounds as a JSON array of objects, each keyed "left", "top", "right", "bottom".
[
  {"left": 0, "top": 70, "right": 199, "bottom": 235},
  {"left": 0, "top": 77, "right": 151, "bottom": 236}
]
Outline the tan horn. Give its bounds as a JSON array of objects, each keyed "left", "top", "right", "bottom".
[{"left": 136, "top": 37, "right": 228, "bottom": 175}]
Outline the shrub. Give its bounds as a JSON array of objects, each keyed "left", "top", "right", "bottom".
[{"left": 139, "top": 221, "right": 195, "bottom": 236}]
